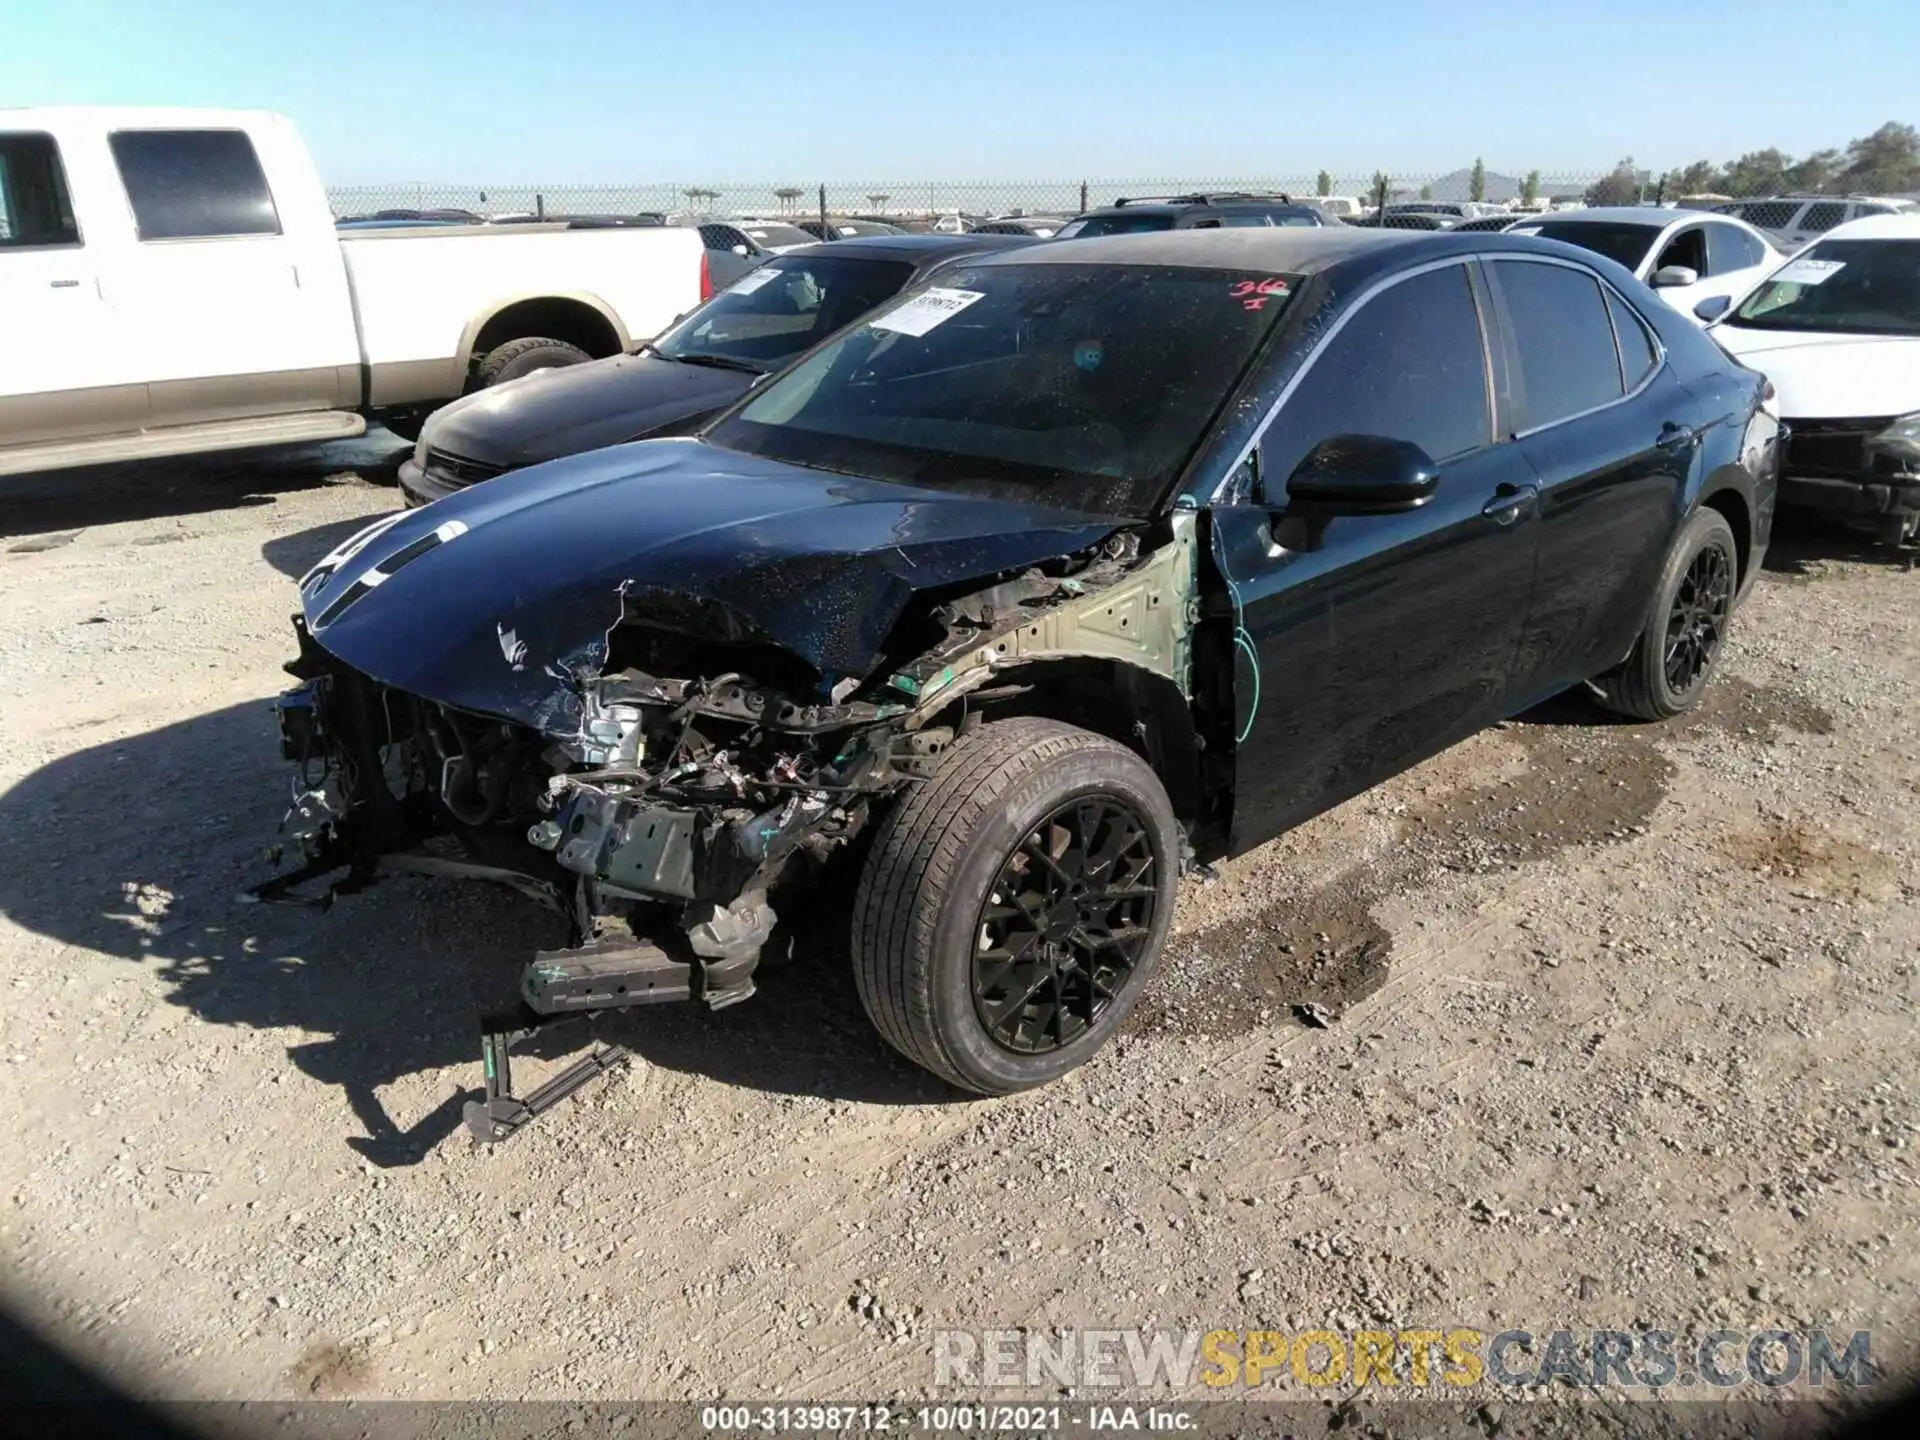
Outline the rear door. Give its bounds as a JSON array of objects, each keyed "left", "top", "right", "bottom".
[
  {"left": 0, "top": 127, "right": 148, "bottom": 443},
  {"left": 1217, "top": 260, "right": 1541, "bottom": 845},
  {"left": 1486, "top": 257, "right": 1695, "bottom": 696},
  {"left": 105, "top": 124, "right": 357, "bottom": 426}
]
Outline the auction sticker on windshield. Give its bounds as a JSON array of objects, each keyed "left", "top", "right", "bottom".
[
  {"left": 1772, "top": 257, "right": 1846, "bottom": 286},
  {"left": 728, "top": 267, "right": 785, "bottom": 295},
  {"left": 872, "top": 287, "right": 985, "bottom": 337}
]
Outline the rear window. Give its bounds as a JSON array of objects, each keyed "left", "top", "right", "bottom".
[
  {"left": 1056, "top": 213, "right": 1177, "bottom": 238},
  {"left": 709, "top": 262, "right": 1297, "bottom": 516},
  {"left": 1515, "top": 221, "right": 1657, "bottom": 271},
  {"left": 109, "top": 129, "right": 280, "bottom": 241},
  {"left": 1732, "top": 201, "right": 1801, "bottom": 232}
]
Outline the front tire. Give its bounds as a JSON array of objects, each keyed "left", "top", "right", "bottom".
[
  {"left": 474, "top": 336, "right": 591, "bottom": 388},
  {"left": 851, "top": 717, "right": 1178, "bottom": 1095},
  {"left": 1592, "top": 506, "right": 1738, "bottom": 721}
]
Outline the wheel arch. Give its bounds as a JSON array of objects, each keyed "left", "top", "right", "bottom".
[
  {"left": 918, "top": 656, "right": 1207, "bottom": 842},
  {"left": 1696, "top": 463, "right": 1756, "bottom": 596},
  {"left": 457, "top": 294, "right": 630, "bottom": 377}
]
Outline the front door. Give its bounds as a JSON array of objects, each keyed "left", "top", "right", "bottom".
[{"left": 1216, "top": 260, "right": 1542, "bottom": 849}]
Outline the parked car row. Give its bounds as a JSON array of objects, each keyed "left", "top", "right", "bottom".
[{"left": 269, "top": 216, "right": 1800, "bottom": 1135}]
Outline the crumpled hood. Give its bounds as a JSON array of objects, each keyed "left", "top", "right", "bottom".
[
  {"left": 301, "top": 439, "right": 1126, "bottom": 732},
  {"left": 423, "top": 351, "right": 752, "bottom": 469},
  {"left": 1711, "top": 325, "right": 1920, "bottom": 418}
]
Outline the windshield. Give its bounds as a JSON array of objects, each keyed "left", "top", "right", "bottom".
[
  {"left": 1727, "top": 240, "right": 1920, "bottom": 336},
  {"left": 1054, "top": 213, "right": 1177, "bottom": 239},
  {"left": 650, "top": 254, "right": 915, "bottom": 367},
  {"left": 741, "top": 222, "right": 815, "bottom": 249},
  {"left": 705, "top": 262, "right": 1297, "bottom": 516},
  {"left": 1512, "top": 220, "right": 1658, "bottom": 270}
]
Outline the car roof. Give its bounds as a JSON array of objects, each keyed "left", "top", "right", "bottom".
[
  {"left": 1529, "top": 206, "right": 1692, "bottom": 227},
  {"left": 1080, "top": 197, "right": 1315, "bottom": 217},
  {"left": 968, "top": 226, "right": 1425, "bottom": 273},
  {"left": 778, "top": 233, "right": 1035, "bottom": 264},
  {"left": 959, "top": 225, "right": 1663, "bottom": 282},
  {"left": 1820, "top": 213, "right": 1920, "bottom": 241}
]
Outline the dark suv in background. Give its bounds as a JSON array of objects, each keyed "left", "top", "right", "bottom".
[{"left": 1054, "top": 191, "right": 1325, "bottom": 238}]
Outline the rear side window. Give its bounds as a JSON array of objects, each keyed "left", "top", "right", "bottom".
[
  {"left": 1704, "top": 222, "right": 1765, "bottom": 272},
  {"left": 1219, "top": 214, "right": 1270, "bottom": 228},
  {"left": 1605, "top": 289, "right": 1658, "bottom": 388},
  {"left": 110, "top": 130, "right": 280, "bottom": 240},
  {"left": 1733, "top": 201, "right": 1799, "bottom": 232},
  {"left": 0, "top": 132, "right": 81, "bottom": 248},
  {"left": 1263, "top": 263, "right": 1492, "bottom": 482},
  {"left": 1800, "top": 202, "right": 1845, "bottom": 234},
  {"left": 1494, "top": 260, "right": 1625, "bottom": 429}
]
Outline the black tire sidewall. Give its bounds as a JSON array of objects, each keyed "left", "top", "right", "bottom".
[
  {"left": 480, "top": 339, "right": 590, "bottom": 387},
  {"left": 921, "top": 744, "right": 1178, "bottom": 1093},
  {"left": 1647, "top": 507, "right": 1737, "bottom": 713}
]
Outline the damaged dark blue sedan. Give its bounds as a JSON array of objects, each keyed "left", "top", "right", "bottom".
[{"left": 270, "top": 228, "right": 1779, "bottom": 1136}]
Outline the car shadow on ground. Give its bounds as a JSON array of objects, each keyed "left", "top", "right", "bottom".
[
  {"left": 0, "top": 699, "right": 947, "bottom": 1169},
  {"left": 0, "top": 432, "right": 410, "bottom": 542},
  {"left": 1764, "top": 508, "right": 1917, "bottom": 576},
  {"left": 259, "top": 513, "right": 397, "bottom": 580}
]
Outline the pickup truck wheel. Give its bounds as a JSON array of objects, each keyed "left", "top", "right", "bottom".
[
  {"left": 475, "top": 337, "right": 591, "bottom": 388},
  {"left": 850, "top": 717, "right": 1178, "bottom": 1095},
  {"left": 1592, "top": 506, "right": 1737, "bottom": 721}
]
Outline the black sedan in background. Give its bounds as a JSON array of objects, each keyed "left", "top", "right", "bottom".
[
  {"left": 294, "top": 227, "right": 1777, "bottom": 1109},
  {"left": 400, "top": 233, "right": 1033, "bottom": 505}
]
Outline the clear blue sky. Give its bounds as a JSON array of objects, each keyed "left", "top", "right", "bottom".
[{"left": 4, "top": 0, "right": 1913, "bottom": 183}]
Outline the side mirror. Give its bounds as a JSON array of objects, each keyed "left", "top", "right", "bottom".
[
  {"left": 1693, "top": 294, "right": 1732, "bottom": 322},
  {"left": 1651, "top": 265, "right": 1699, "bottom": 288},
  {"left": 1280, "top": 435, "right": 1439, "bottom": 515}
]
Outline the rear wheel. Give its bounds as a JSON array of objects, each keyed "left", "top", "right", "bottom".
[
  {"left": 474, "top": 337, "right": 591, "bottom": 388},
  {"left": 850, "top": 717, "right": 1178, "bottom": 1095},
  {"left": 1592, "top": 507, "right": 1738, "bottom": 721}
]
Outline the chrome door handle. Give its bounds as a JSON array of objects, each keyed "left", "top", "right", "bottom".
[
  {"left": 1482, "top": 482, "right": 1540, "bottom": 526},
  {"left": 49, "top": 279, "right": 80, "bottom": 289},
  {"left": 1658, "top": 422, "right": 1698, "bottom": 452}
]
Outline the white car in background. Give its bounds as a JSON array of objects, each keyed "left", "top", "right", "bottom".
[
  {"left": 1505, "top": 206, "right": 1782, "bottom": 324},
  {"left": 1709, "top": 214, "right": 1920, "bottom": 545}
]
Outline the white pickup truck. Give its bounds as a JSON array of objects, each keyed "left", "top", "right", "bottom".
[{"left": 0, "top": 107, "right": 706, "bottom": 476}]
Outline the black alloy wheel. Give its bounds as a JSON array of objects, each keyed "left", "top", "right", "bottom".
[
  {"left": 971, "top": 797, "right": 1159, "bottom": 1054},
  {"left": 1663, "top": 541, "right": 1733, "bottom": 698}
]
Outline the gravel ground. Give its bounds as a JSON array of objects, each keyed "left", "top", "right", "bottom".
[{"left": 1, "top": 443, "right": 1916, "bottom": 1433}]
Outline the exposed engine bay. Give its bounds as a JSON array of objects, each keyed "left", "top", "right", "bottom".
[{"left": 263, "top": 507, "right": 1206, "bottom": 1136}]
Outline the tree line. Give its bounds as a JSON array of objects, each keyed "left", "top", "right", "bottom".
[{"left": 1585, "top": 121, "right": 1920, "bottom": 206}]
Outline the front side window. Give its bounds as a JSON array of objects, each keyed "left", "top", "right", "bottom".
[
  {"left": 651, "top": 254, "right": 914, "bottom": 369},
  {"left": 708, "top": 262, "right": 1296, "bottom": 516},
  {"left": 109, "top": 129, "right": 280, "bottom": 241},
  {"left": 1262, "top": 264, "right": 1492, "bottom": 484},
  {"left": 1494, "top": 260, "right": 1625, "bottom": 429},
  {"left": 1729, "top": 240, "right": 1920, "bottom": 337},
  {"left": 0, "top": 132, "right": 80, "bottom": 248},
  {"left": 1652, "top": 226, "right": 1707, "bottom": 275}
]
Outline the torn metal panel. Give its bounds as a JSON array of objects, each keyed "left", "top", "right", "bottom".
[{"left": 892, "top": 509, "right": 1201, "bottom": 721}]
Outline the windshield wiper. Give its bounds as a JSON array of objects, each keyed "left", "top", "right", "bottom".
[{"left": 670, "top": 352, "right": 767, "bottom": 375}]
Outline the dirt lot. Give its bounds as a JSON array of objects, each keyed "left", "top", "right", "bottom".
[{"left": 1, "top": 444, "right": 1916, "bottom": 1429}]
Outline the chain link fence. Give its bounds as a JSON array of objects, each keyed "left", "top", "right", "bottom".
[{"left": 325, "top": 172, "right": 1657, "bottom": 223}]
